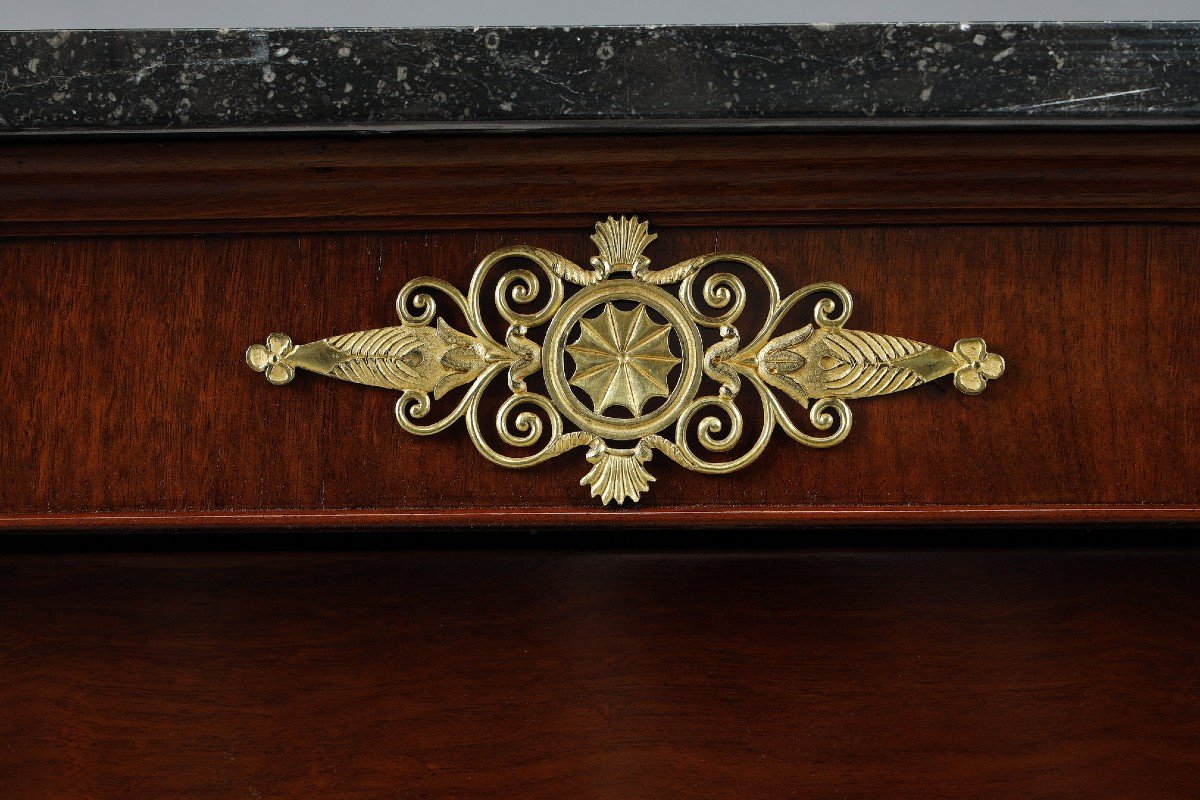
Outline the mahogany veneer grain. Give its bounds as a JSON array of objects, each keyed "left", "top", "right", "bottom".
[
  {"left": 2, "top": 224, "right": 1198, "bottom": 526},
  {"left": 2, "top": 131, "right": 1198, "bottom": 527},
  {"left": 2, "top": 548, "right": 1197, "bottom": 798},
  {"left": 3, "top": 132, "right": 1200, "bottom": 235}
]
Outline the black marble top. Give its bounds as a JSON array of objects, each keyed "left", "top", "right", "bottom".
[{"left": 2, "top": 23, "right": 1198, "bottom": 133}]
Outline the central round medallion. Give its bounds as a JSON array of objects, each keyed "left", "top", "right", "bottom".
[{"left": 543, "top": 280, "right": 703, "bottom": 441}]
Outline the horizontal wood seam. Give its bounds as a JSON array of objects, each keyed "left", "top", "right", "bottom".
[{"left": 5, "top": 506, "right": 1200, "bottom": 530}]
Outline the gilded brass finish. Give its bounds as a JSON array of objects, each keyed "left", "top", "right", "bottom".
[
  {"left": 543, "top": 279, "right": 704, "bottom": 442},
  {"left": 247, "top": 217, "right": 1004, "bottom": 505}
]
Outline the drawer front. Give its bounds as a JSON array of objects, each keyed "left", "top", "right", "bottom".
[{"left": 3, "top": 132, "right": 1199, "bottom": 528}]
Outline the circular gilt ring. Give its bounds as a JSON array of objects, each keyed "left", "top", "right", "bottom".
[{"left": 543, "top": 279, "right": 703, "bottom": 441}]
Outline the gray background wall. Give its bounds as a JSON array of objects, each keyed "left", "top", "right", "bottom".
[{"left": 1, "top": 0, "right": 1196, "bottom": 28}]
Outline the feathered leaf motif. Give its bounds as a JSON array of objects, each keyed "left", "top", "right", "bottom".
[
  {"left": 322, "top": 319, "right": 490, "bottom": 398},
  {"left": 323, "top": 327, "right": 425, "bottom": 389},
  {"left": 819, "top": 330, "right": 930, "bottom": 399},
  {"left": 756, "top": 326, "right": 939, "bottom": 405}
]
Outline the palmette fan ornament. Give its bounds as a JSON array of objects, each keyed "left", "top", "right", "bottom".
[
  {"left": 580, "top": 440, "right": 657, "bottom": 505},
  {"left": 247, "top": 216, "right": 1004, "bottom": 505},
  {"left": 589, "top": 215, "right": 657, "bottom": 273}
]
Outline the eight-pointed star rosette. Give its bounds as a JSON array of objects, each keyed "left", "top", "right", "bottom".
[{"left": 245, "top": 216, "right": 1006, "bottom": 506}]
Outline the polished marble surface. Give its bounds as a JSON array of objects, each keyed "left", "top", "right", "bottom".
[{"left": 2, "top": 24, "right": 1198, "bottom": 132}]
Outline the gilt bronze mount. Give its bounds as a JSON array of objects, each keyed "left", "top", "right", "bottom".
[{"left": 247, "top": 217, "right": 1004, "bottom": 505}]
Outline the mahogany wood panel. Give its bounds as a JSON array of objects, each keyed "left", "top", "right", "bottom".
[
  {"left": 2, "top": 223, "right": 1199, "bottom": 527},
  {"left": 3, "top": 130, "right": 1200, "bottom": 527},
  {"left": 2, "top": 548, "right": 1198, "bottom": 798},
  {"left": 2, "top": 131, "right": 1200, "bottom": 236}
]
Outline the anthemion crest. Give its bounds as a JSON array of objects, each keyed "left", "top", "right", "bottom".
[{"left": 248, "top": 217, "right": 1004, "bottom": 504}]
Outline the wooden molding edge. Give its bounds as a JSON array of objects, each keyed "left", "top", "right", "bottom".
[
  {"left": 4, "top": 506, "right": 1200, "bottom": 531},
  {"left": 4, "top": 131, "right": 1200, "bottom": 234}
]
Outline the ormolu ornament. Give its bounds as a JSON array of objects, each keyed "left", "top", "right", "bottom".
[{"left": 248, "top": 218, "right": 1004, "bottom": 505}]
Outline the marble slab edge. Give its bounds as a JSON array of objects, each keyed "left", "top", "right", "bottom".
[{"left": 2, "top": 23, "right": 1199, "bottom": 134}]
